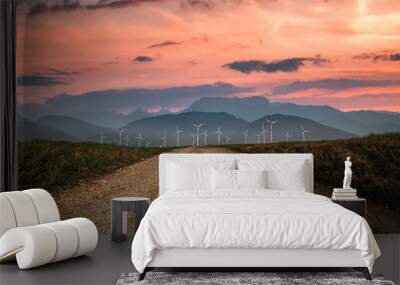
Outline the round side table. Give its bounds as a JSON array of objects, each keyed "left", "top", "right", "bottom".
[{"left": 111, "top": 197, "right": 150, "bottom": 242}]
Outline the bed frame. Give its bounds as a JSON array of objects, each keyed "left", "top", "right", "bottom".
[{"left": 139, "top": 153, "right": 371, "bottom": 280}]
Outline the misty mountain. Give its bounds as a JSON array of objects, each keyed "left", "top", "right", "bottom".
[
  {"left": 184, "top": 96, "right": 400, "bottom": 135},
  {"left": 320, "top": 110, "right": 400, "bottom": 135},
  {"left": 122, "top": 112, "right": 248, "bottom": 147},
  {"left": 184, "top": 96, "right": 274, "bottom": 122},
  {"left": 18, "top": 104, "right": 170, "bottom": 128},
  {"left": 119, "top": 109, "right": 170, "bottom": 125},
  {"left": 42, "top": 82, "right": 252, "bottom": 111},
  {"left": 17, "top": 116, "right": 76, "bottom": 142},
  {"left": 318, "top": 113, "right": 370, "bottom": 135},
  {"left": 243, "top": 114, "right": 355, "bottom": 144},
  {"left": 346, "top": 110, "right": 400, "bottom": 133},
  {"left": 184, "top": 96, "right": 342, "bottom": 122},
  {"left": 19, "top": 111, "right": 357, "bottom": 146},
  {"left": 37, "top": 116, "right": 115, "bottom": 143},
  {"left": 121, "top": 112, "right": 355, "bottom": 146}
]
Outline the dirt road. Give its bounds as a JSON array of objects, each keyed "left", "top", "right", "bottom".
[{"left": 54, "top": 146, "right": 234, "bottom": 233}]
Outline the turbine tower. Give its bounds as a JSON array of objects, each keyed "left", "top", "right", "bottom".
[
  {"left": 216, "top": 127, "right": 223, "bottom": 145},
  {"left": 301, "top": 127, "right": 309, "bottom": 142},
  {"left": 201, "top": 130, "right": 208, "bottom": 145},
  {"left": 161, "top": 135, "right": 166, "bottom": 147},
  {"left": 146, "top": 141, "right": 151, "bottom": 147},
  {"left": 136, "top": 133, "right": 143, "bottom": 147},
  {"left": 284, "top": 131, "right": 290, "bottom": 142},
  {"left": 191, "top": 134, "right": 196, "bottom": 146},
  {"left": 259, "top": 125, "right": 266, "bottom": 144},
  {"left": 266, "top": 119, "right": 278, "bottom": 143},
  {"left": 193, "top": 123, "right": 203, "bottom": 147},
  {"left": 116, "top": 128, "right": 125, "bottom": 145},
  {"left": 99, "top": 131, "right": 106, "bottom": 144},
  {"left": 175, "top": 127, "right": 183, "bottom": 147},
  {"left": 256, "top": 132, "right": 262, "bottom": 144},
  {"left": 225, "top": 135, "right": 231, "bottom": 144},
  {"left": 241, "top": 129, "right": 248, "bottom": 144},
  {"left": 125, "top": 134, "right": 130, "bottom": 146}
]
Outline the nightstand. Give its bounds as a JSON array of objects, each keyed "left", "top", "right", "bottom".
[
  {"left": 331, "top": 197, "right": 366, "bottom": 218},
  {"left": 111, "top": 197, "right": 150, "bottom": 242}
]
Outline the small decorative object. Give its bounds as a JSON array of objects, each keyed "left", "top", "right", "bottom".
[
  {"left": 343, "top": 156, "right": 353, "bottom": 190},
  {"left": 332, "top": 157, "right": 357, "bottom": 200}
]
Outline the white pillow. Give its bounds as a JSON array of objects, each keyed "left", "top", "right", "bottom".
[
  {"left": 236, "top": 169, "right": 267, "bottom": 189},
  {"left": 238, "top": 159, "right": 308, "bottom": 191},
  {"left": 211, "top": 168, "right": 236, "bottom": 191},
  {"left": 167, "top": 159, "right": 236, "bottom": 192},
  {"left": 167, "top": 162, "right": 211, "bottom": 191}
]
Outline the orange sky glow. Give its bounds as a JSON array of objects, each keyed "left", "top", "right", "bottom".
[{"left": 16, "top": 0, "right": 400, "bottom": 112}]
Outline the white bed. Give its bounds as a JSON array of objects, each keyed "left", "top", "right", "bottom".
[{"left": 131, "top": 153, "right": 380, "bottom": 280}]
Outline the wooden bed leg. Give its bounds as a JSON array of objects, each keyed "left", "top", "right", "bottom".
[
  {"left": 354, "top": 267, "right": 372, "bottom": 280},
  {"left": 138, "top": 268, "right": 148, "bottom": 281}
]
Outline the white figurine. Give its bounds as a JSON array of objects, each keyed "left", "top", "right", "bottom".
[{"left": 343, "top": 156, "right": 353, "bottom": 189}]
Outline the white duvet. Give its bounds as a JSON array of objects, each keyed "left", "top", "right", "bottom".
[{"left": 131, "top": 190, "right": 380, "bottom": 273}]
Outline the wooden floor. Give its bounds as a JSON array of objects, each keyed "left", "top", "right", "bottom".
[{"left": 0, "top": 235, "right": 399, "bottom": 285}]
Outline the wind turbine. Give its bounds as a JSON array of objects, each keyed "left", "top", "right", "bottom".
[
  {"left": 175, "top": 127, "right": 183, "bottom": 147},
  {"left": 201, "top": 129, "right": 208, "bottom": 145},
  {"left": 225, "top": 135, "right": 231, "bottom": 144},
  {"left": 136, "top": 133, "right": 143, "bottom": 147},
  {"left": 193, "top": 123, "right": 203, "bottom": 147},
  {"left": 242, "top": 129, "right": 248, "bottom": 144},
  {"left": 301, "top": 127, "right": 309, "bottom": 142},
  {"left": 125, "top": 134, "right": 130, "bottom": 146},
  {"left": 191, "top": 134, "right": 196, "bottom": 146},
  {"left": 256, "top": 132, "right": 262, "bottom": 144},
  {"left": 266, "top": 119, "right": 278, "bottom": 143},
  {"left": 161, "top": 135, "right": 166, "bottom": 147},
  {"left": 216, "top": 127, "right": 223, "bottom": 145},
  {"left": 99, "top": 131, "right": 106, "bottom": 144},
  {"left": 259, "top": 125, "right": 267, "bottom": 143},
  {"left": 284, "top": 131, "right": 290, "bottom": 142},
  {"left": 116, "top": 128, "right": 125, "bottom": 145},
  {"left": 146, "top": 141, "right": 151, "bottom": 147}
]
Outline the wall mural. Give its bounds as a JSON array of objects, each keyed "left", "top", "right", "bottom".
[{"left": 16, "top": 0, "right": 400, "bottom": 234}]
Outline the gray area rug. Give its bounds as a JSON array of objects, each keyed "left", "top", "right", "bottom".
[{"left": 116, "top": 272, "right": 396, "bottom": 285}]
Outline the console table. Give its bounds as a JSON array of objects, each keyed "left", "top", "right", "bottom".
[{"left": 111, "top": 197, "right": 150, "bottom": 242}]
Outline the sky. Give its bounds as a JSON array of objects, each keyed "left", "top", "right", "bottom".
[{"left": 16, "top": 0, "right": 400, "bottom": 112}]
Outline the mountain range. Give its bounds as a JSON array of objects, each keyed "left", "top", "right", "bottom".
[
  {"left": 17, "top": 104, "right": 171, "bottom": 128},
  {"left": 18, "top": 111, "right": 355, "bottom": 146},
  {"left": 245, "top": 114, "right": 353, "bottom": 143},
  {"left": 17, "top": 96, "right": 399, "bottom": 144},
  {"left": 184, "top": 96, "right": 400, "bottom": 135},
  {"left": 37, "top": 116, "right": 114, "bottom": 142},
  {"left": 184, "top": 96, "right": 342, "bottom": 122},
  {"left": 122, "top": 112, "right": 248, "bottom": 146},
  {"left": 17, "top": 116, "right": 76, "bottom": 142}
]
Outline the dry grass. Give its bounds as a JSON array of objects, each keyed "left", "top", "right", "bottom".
[{"left": 18, "top": 140, "right": 168, "bottom": 192}]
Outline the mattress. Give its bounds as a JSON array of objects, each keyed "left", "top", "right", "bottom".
[{"left": 131, "top": 190, "right": 380, "bottom": 273}]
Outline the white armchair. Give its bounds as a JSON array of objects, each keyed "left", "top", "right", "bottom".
[{"left": 0, "top": 189, "right": 98, "bottom": 269}]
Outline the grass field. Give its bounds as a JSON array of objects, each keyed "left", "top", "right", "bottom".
[{"left": 18, "top": 140, "right": 168, "bottom": 193}]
